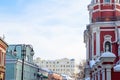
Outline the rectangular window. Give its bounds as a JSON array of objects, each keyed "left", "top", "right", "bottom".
[
  {"left": 115, "top": 0, "right": 120, "bottom": 3},
  {"left": 104, "top": 0, "right": 110, "bottom": 3}
]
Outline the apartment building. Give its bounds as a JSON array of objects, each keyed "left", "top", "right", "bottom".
[{"left": 34, "top": 58, "right": 76, "bottom": 77}]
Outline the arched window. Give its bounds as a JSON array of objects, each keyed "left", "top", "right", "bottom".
[
  {"left": 105, "top": 41, "right": 111, "bottom": 52},
  {"left": 104, "top": 35, "right": 112, "bottom": 52}
]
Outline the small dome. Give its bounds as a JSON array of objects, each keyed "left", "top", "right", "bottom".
[{"left": 101, "top": 51, "right": 116, "bottom": 58}]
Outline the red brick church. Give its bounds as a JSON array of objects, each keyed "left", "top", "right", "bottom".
[{"left": 84, "top": 0, "right": 120, "bottom": 80}]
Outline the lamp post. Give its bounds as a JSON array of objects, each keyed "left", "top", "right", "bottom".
[
  {"left": 13, "top": 44, "right": 34, "bottom": 80},
  {"left": 14, "top": 45, "right": 26, "bottom": 80},
  {"left": 21, "top": 45, "right": 26, "bottom": 80}
]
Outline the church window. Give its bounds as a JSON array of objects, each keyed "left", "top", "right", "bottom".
[
  {"left": 105, "top": 41, "right": 111, "bottom": 52},
  {"left": 104, "top": 35, "right": 112, "bottom": 52}
]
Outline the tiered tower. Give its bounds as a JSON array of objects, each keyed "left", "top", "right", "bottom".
[{"left": 84, "top": 0, "right": 120, "bottom": 80}]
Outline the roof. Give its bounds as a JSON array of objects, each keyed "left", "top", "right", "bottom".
[
  {"left": 114, "top": 64, "right": 120, "bottom": 71},
  {"left": 61, "top": 74, "right": 72, "bottom": 79},
  {"left": 40, "top": 68, "right": 51, "bottom": 72},
  {"left": 89, "top": 60, "right": 95, "bottom": 68},
  {"left": 101, "top": 51, "right": 116, "bottom": 58},
  {"left": 85, "top": 77, "right": 90, "bottom": 80}
]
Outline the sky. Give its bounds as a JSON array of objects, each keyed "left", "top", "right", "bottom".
[{"left": 0, "top": 0, "right": 91, "bottom": 64}]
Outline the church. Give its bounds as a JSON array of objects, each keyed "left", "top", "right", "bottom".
[{"left": 84, "top": 0, "right": 120, "bottom": 80}]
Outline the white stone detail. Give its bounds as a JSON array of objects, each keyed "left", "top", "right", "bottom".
[
  {"left": 101, "top": 52, "right": 116, "bottom": 58},
  {"left": 114, "top": 64, "right": 120, "bottom": 71},
  {"left": 85, "top": 77, "right": 90, "bottom": 80},
  {"left": 90, "top": 60, "right": 96, "bottom": 68}
]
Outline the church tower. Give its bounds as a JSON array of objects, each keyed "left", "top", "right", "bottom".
[{"left": 84, "top": 0, "right": 120, "bottom": 80}]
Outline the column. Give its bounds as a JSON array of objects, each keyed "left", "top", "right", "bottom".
[
  {"left": 98, "top": 70, "right": 100, "bottom": 80},
  {"left": 96, "top": 27, "right": 100, "bottom": 56},
  {"left": 106, "top": 65, "right": 112, "bottom": 80},
  {"left": 106, "top": 68, "right": 111, "bottom": 80},
  {"left": 101, "top": 68, "right": 105, "bottom": 80},
  {"left": 95, "top": 73, "right": 96, "bottom": 80},
  {"left": 92, "top": 72, "right": 94, "bottom": 80}
]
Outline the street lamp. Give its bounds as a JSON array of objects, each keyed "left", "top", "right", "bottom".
[
  {"left": 14, "top": 44, "right": 34, "bottom": 80},
  {"left": 13, "top": 45, "right": 26, "bottom": 80},
  {"left": 21, "top": 45, "right": 26, "bottom": 80}
]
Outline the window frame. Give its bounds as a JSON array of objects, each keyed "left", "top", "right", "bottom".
[{"left": 103, "top": 35, "right": 112, "bottom": 52}]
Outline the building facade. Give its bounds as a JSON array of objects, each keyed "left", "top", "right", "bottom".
[
  {"left": 34, "top": 58, "right": 76, "bottom": 77},
  {"left": 5, "top": 44, "right": 39, "bottom": 80},
  {"left": 0, "top": 38, "right": 7, "bottom": 80},
  {"left": 84, "top": 0, "right": 120, "bottom": 80}
]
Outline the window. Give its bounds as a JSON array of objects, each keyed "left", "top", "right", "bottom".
[
  {"left": 104, "top": 35, "right": 112, "bottom": 52},
  {"left": 116, "top": 0, "right": 120, "bottom": 3},
  {"left": 105, "top": 41, "right": 111, "bottom": 52},
  {"left": 57, "top": 61, "right": 59, "bottom": 64},
  {"left": 92, "top": 0, "right": 100, "bottom": 3},
  {"left": 94, "top": 0, "right": 96, "bottom": 3},
  {"left": 26, "top": 55, "right": 29, "bottom": 61},
  {"left": 91, "top": 0, "right": 97, "bottom": 4},
  {"left": 104, "top": 0, "right": 110, "bottom": 3},
  {"left": 118, "top": 45, "right": 120, "bottom": 56}
]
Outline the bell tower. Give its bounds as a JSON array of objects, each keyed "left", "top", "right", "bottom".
[
  {"left": 84, "top": 0, "right": 120, "bottom": 61},
  {"left": 89, "top": 0, "right": 120, "bottom": 23},
  {"left": 84, "top": 0, "right": 120, "bottom": 80}
]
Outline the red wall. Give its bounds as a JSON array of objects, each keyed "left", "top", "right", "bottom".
[
  {"left": 100, "top": 29, "right": 115, "bottom": 52},
  {"left": 111, "top": 70, "right": 120, "bottom": 80}
]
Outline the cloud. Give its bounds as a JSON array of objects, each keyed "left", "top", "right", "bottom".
[{"left": 0, "top": 0, "right": 90, "bottom": 63}]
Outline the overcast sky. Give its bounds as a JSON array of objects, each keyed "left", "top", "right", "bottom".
[{"left": 0, "top": 0, "right": 90, "bottom": 63}]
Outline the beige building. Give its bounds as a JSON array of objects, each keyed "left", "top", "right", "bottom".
[
  {"left": 34, "top": 58, "right": 76, "bottom": 77},
  {"left": 0, "top": 37, "right": 8, "bottom": 80}
]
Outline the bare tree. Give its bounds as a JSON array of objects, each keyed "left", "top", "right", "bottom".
[{"left": 77, "top": 59, "right": 86, "bottom": 79}]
